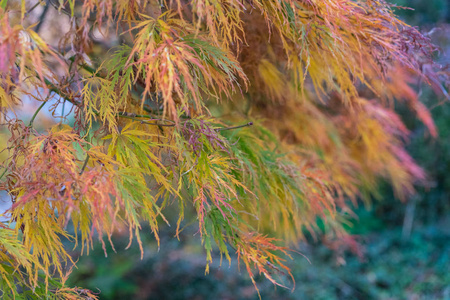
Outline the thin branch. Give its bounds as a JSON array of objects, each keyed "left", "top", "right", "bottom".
[
  {"left": 29, "top": 100, "right": 47, "bottom": 127},
  {"left": 68, "top": 56, "right": 97, "bottom": 74},
  {"left": 26, "top": 1, "right": 41, "bottom": 15},
  {"left": 215, "top": 122, "right": 253, "bottom": 132},
  {"left": 79, "top": 155, "right": 90, "bottom": 175},
  {"left": 43, "top": 77, "right": 78, "bottom": 106},
  {"left": 117, "top": 112, "right": 157, "bottom": 119},
  {"left": 48, "top": 0, "right": 71, "bottom": 17},
  {"left": 118, "top": 114, "right": 176, "bottom": 127},
  {"left": 0, "top": 167, "right": 7, "bottom": 181},
  {"left": 34, "top": 0, "right": 50, "bottom": 33},
  {"left": 41, "top": 73, "right": 251, "bottom": 135},
  {"left": 59, "top": 99, "right": 66, "bottom": 125},
  {"left": 119, "top": 113, "right": 253, "bottom": 132}
]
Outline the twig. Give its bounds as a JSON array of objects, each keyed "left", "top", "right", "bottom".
[
  {"left": 0, "top": 167, "right": 7, "bottom": 181},
  {"left": 215, "top": 122, "right": 253, "bottom": 132},
  {"left": 34, "top": 0, "right": 50, "bottom": 33},
  {"left": 43, "top": 77, "right": 78, "bottom": 106},
  {"left": 117, "top": 112, "right": 158, "bottom": 119},
  {"left": 59, "top": 99, "right": 66, "bottom": 125},
  {"left": 67, "top": 56, "right": 97, "bottom": 75},
  {"left": 118, "top": 114, "right": 176, "bottom": 127},
  {"left": 26, "top": 1, "right": 41, "bottom": 15},
  {"left": 79, "top": 155, "right": 90, "bottom": 175},
  {"left": 29, "top": 100, "right": 47, "bottom": 127},
  {"left": 48, "top": 0, "right": 71, "bottom": 17}
]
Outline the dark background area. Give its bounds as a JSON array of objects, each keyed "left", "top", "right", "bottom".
[{"left": 66, "top": 2, "right": 450, "bottom": 299}]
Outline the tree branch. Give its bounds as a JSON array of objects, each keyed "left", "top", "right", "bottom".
[
  {"left": 40, "top": 75, "right": 249, "bottom": 133},
  {"left": 215, "top": 122, "right": 253, "bottom": 132},
  {"left": 26, "top": 1, "right": 41, "bottom": 15},
  {"left": 34, "top": 0, "right": 50, "bottom": 33},
  {"left": 28, "top": 100, "right": 48, "bottom": 127},
  {"left": 0, "top": 167, "right": 7, "bottom": 181},
  {"left": 118, "top": 114, "right": 176, "bottom": 127},
  {"left": 79, "top": 155, "right": 90, "bottom": 175}
]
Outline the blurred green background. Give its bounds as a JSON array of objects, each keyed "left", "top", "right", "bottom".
[{"left": 66, "top": 2, "right": 450, "bottom": 299}]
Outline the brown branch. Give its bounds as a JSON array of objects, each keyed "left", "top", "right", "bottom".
[
  {"left": 118, "top": 114, "right": 176, "bottom": 127},
  {"left": 215, "top": 122, "right": 253, "bottom": 132},
  {"left": 79, "top": 155, "right": 90, "bottom": 175},
  {"left": 26, "top": 1, "right": 41, "bottom": 15},
  {"left": 34, "top": 0, "right": 50, "bottom": 33}
]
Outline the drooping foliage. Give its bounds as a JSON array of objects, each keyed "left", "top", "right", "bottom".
[{"left": 0, "top": 0, "right": 447, "bottom": 298}]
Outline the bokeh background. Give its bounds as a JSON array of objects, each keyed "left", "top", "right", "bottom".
[{"left": 1, "top": 1, "right": 449, "bottom": 299}]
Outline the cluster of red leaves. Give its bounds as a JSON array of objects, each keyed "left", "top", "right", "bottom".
[{"left": 235, "top": 233, "right": 295, "bottom": 295}]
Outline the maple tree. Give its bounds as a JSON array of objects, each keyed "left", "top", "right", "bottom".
[{"left": 0, "top": 0, "right": 447, "bottom": 298}]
